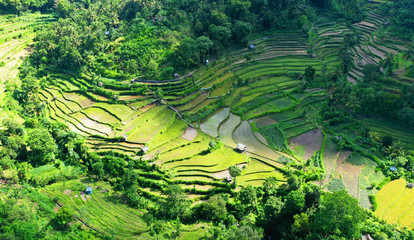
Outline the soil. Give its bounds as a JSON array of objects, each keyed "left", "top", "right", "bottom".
[
  {"left": 289, "top": 128, "right": 323, "bottom": 161},
  {"left": 255, "top": 116, "right": 277, "bottom": 128},
  {"left": 63, "top": 189, "right": 73, "bottom": 195},
  {"left": 181, "top": 126, "right": 198, "bottom": 141},
  {"left": 347, "top": 75, "right": 357, "bottom": 85},
  {"left": 80, "top": 192, "right": 87, "bottom": 202},
  {"left": 212, "top": 169, "right": 231, "bottom": 179},
  {"left": 338, "top": 162, "right": 364, "bottom": 199},
  {"left": 53, "top": 204, "right": 61, "bottom": 213},
  {"left": 139, "top": 104, "right": 154, "bottom": 113},
  {"left": 118, "top": 95, "right": 144, "bottom": 101}
]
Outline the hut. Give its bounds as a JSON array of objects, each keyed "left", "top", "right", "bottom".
[
  {"left": 390, "top": 166, "right": 397, "bottom": 172},
  {"left": 361, "top": 234, "right": 373, "bottom": 240},
  {"left": 105, "top": 31, "right": 110, "bottom": 35},
  {"left": 408, "top": 183, "right": 414, "bottom": 189},
  {"left": 85, "top": 187, "right": 93, "bottom": 195},
  {"left": 142, "top": 146, "right": 149, "bottom": 154},
  {"left": 122, "top": 135, "right": 127, "bottom": 141},
  {"left": 248, "top": 44, "right": 255, "bottom": 49},
  {"left": 113, "top": 94, "right": 118, "bottom": 100},
  {"left": 98, "top": 82, "right": 103, "bottom": 87},
  {"left": 236, "top": 143, "right": 247, "bottom": 153},
  {"left": 174, "top": 73, "right": 179, "bottom": 78},
  {"left": 205, "top": 60, "right": 209, "bottom": 65},
  {"left": 131, "top": 79, "right": 135, "bottom": 84}
]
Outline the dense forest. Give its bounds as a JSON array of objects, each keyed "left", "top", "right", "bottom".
[{"left": 0, "top": 0, "right": 414, "bottom": 239}]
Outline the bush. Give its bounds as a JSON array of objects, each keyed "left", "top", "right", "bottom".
[{"left": 369, "top": 195, "right": 377, "bottom": 211}]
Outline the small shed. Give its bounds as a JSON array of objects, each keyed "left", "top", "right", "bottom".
[
  {"left": 113, "top": 94, "right": 118, "bottom": 100},
  {"left": 205, "top": 60, "right": 209, "bottom": 65},
  {"left": 122, "top": 135, "right": 127, "bottom": 141},
  {"left": 131, "top": 79, "right": 135, "bottom": 84},
  {"left": 98, "top": 82, "right": 103, "bottom": 87},
  {"left": 105, "top": 31, "right": 110, "bottom": 35},
  {"left": 361, "top": 234, "right": 373, "bottom": 240},
  {"left": 85, "top": 187, "right": 93, "bottom": 195},
  {"left": 236, "top": 143, "right": 247, "bottom": 152},
  {"left": 408, "top": 183, "right": 414, "bottom": 189},
  {"left": 174, "top": 73, "right": 179, "bottom": 78},
  {"left": 248, "top": 45, "right": 255, "bottom": 49},
  {"left": 390, "top": 166, "right": 397, "bottom": 172},
  {"left": 142, "top": 146, "right": 149, "bottom": 153}
]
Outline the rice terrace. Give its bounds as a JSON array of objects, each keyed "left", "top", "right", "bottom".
[{"left": 0, "top": 0, "right": 414, "bottom": 239}]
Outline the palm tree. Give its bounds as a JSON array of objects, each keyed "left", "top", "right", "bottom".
[
  {"left": 402, "top": 43, "right": 414, "bottom": 72},
  {"left": 345, "top": 94, "right": 361, "bottom": 117},
  {"left": 380, "top": 52, "right": 395, "bottom": 80}
]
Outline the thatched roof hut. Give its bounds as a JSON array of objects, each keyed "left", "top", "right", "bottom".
[{"left": 236, "top": 143, "right": 247, "bottom": 152}]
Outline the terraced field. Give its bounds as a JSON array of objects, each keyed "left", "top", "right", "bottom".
[
  {"left": 319, "top": 136, "right": 385, "bottom": 209},
  {"left": 32, "top": 6, "right": 411, "bottom": 221},
  {"left": 375, "top": 179, "right": 414, "bottom": 229},
  {"left": 43, "top": 180, "right": 149, "bottom": 239},
  {"left": 0, "top": 13, "right": 54, "bottom": 102}
]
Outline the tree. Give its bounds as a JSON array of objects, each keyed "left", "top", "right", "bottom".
[
  {"left": 160, "top": 184, "right": 190, "bottom": 219},
  {"left": 287, "top": 175, "right": 300, "bottom": 190},
  {"left": 227, "top": 225, "right": 263, "bottom": 240},
  {"left": 196, "top": 36, "right": 213, "bottom": 61},
  {"left": 238, "top": 186, "right": 257, "bottom": 214},
  {"left": 232, "top": 21, "right": 252, "bottom": 45},
  {"left": 149, "top": 220, "right": 166, "bottom": 240},
  {"left": 263, "top": 196, "right": 283, "bottom": 223},
  {"left": 304, "top": 66, "right": 316, "bottom": 82},
  {"left": 310, "top": 190, "right": 366, "bottom": 239},
  {"left": 102, "top": 155, "right": 126, "bottom": 177},
  {"left": 55, "top": 207, "right": 74, "bottom": 228},
  {"left": 201, "top": 195, "right": 227, "bottom": 221},
  {"left": 380, "top": 52, "right": 395, "bottom": 77},
  {"left": 262, "top": 177, "right": 278, "bottom": 197},
  {"left": 345, "top": 93, "right": 361, "bottom": 117},
  {"left": 26, "top": 129, "right": 57, "bottom": 166},
  {"left": 229, "top": 165, "right": 241, "bottom": 182},
  {"left": 92, "top": 161, "right": 104, "bottom": 179},
  {"left": 16, "top": 162, "right": 32, "bottom": 182},
  {"left": 362, "top": 63, "right": 381, "bottom": 82},
  {"left": 209, "top": 24, "right": 232, "bottom": 52},
  {"left": 402, "top": 43, "right": 414, "bottom": 72},
  {"left": 284, "top": 190, "right": 305, "bottom": 215}
]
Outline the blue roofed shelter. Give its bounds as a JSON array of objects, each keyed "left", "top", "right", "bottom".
[
  {"left": 390, "top": 167, "right": 397, "bottom": 172},
  {"left": 86, "top": 187, "right": 93, "bottom": 195}
]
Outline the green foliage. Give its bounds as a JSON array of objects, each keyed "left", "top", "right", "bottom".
[
  {"left": 200, "top": 195, "right": 227, "bottom": 222},
  {"left": 55, "top": 207, "right": 74, "bottom": 228},
  {"left": 229, "top": 165, "right": 242, "bottom": 178},
  {"left": 159, "top": 184, "right": 190, "bottom": 220},
  {"left": 310, "top": 191, "right": 366, "bottom": 239},
  {"left": 328, "top": 178, "right": 346, "bottom": 192},
  {"left": 26, "top": 129, "right": 57, "bottom": 166}
]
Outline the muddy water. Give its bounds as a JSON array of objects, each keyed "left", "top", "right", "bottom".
[
  {"left": 233, "top": 121, "right": 281, "bottom": 160},
  {"left": 200, "top": 108, "right": 230, "bottom": 137},
  {"left": 219, "top": 113, "right": 241, "bottom": 147}
]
